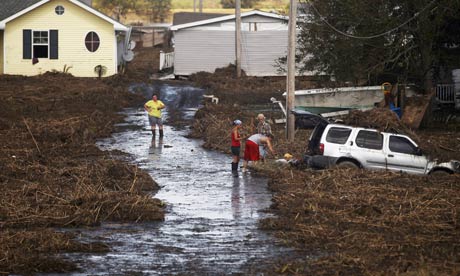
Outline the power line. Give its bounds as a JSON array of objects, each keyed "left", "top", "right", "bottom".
[{"left": 301, "top": 0, "right": 438, "bottom": 40}]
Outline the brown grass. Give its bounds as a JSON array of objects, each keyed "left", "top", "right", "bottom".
[
  {"left": 257, "top": 167, "right": 460, "bottom": 275},
  {"left": 0, "top": 52, "right": 164, "bottom": 274}
]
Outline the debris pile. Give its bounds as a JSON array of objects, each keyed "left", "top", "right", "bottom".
[
  {"left": 341, "top": 108, "right": 405, "bottom": 132},
  {"left": 0, "top": 72, "right": 164, "bottom": 274},
  {"left": 190, "top": 104, "right": 254, "bottom": 151},
  {"left": 259, "top": 167, "right": 460, "bottom": 275},
  {"left": 189, "top": 64, "right": 317, "bottom": 105},
  {"left": 401, "top": 93, "right": 434, "bottom": 129}
]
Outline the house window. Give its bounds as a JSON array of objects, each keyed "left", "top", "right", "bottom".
[
  {"left": 55, "top": 5, "right": 65, "bottom": 15},
  {"left": 85, "top": 32, "right": 100, "bottom": 52},
  {"left": 33, "top": 31, "right": 49, "bottom": 58}
]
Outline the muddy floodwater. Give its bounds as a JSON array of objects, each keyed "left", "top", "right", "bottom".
[{"left": 40, "top": 84, "right": 295, "bottom": 275}]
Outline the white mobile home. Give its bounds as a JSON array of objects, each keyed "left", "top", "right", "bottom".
[{"left": 170, "top": 10, "right": 289, "bottom": 77}]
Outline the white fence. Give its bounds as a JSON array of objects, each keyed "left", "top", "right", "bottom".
[
  {"left": 159, "top": 51, "right": 174, "bottom": 71},
  {"left": 436, "top": 84, "right": 455, "bottom": 104}
]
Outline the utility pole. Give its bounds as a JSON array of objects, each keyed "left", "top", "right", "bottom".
[
  {"left": 235, "top": 0, "right": 242, "bottom": 78},
  {"left": 193, "top": 0, "right": 196, "bottom": 12},
  {"left": 286, "top": 0, "right": 297, "bottom": 141},
  {"left": 199, "top": 0, "right": 203, "bottom": 13}
]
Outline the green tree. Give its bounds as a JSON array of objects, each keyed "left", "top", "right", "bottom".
[
  {"left": 146, "top": 0, "right": 171, "bottom": 23},
  {"left": 220, "top": 0, "right": 261, "bottom": 9},
  {"left": 95, "top": 0, "right": 138, "bottom": 21},
  {"left": 296, "top": 0, "right": 460, "bottom": 92}
]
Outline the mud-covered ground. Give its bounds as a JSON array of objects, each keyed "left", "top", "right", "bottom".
[
  {"left": 188, "top": 69, "right": 460, "bottom": 275},
  {"left": 0, "top": 49, "right": 165, "bottom": 274}
]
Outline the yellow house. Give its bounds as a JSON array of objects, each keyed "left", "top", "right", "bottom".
[{"left": 0, "top": 0, "right": 129, "bottom": 77}]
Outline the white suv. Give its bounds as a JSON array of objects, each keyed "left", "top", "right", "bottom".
[{"left": 307, "top": 123, "right": 460, "bottom": 175}]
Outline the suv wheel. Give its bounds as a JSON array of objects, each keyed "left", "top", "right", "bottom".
[
  {"left": 430, "top": 170, "right": 451, "bottom": 176},
  {"left": 337, "top": 161, "right": 359, "bottom": 169}
]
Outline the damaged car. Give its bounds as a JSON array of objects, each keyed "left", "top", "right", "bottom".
[{"left": 297, "top": 111, "right": 460, "bottom": 175}]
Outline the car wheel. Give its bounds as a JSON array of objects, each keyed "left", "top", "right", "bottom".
[
  {"left": 337, "top": 161, "right": 359, "bottom": 169},
  {"left": 430, "top": 170, "right": 452, "bottom": 176}
]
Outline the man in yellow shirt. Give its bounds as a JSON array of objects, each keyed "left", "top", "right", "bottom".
[{"left": 144, "top": 94, "right": 165, "bottom": 137}]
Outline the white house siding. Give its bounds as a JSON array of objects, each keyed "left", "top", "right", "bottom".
[
  {"left": 174, "top": 30, "right": 234, "bottom": 75},
  {"left": 174, "top": 29, "right": 287, "bottom": 76},
  {"left": 453, "top": 69, "right": 460, "bottom": 109},
  {"left": 0, "top": 31, "right": 4, "bottom": 74},
  {"left": 241, "top": 31, "right": 287, "bottom": 76}
]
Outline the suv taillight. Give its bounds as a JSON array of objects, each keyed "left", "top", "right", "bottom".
[{"left": 319, "top": 143, "right": 324, "bottom": 155}]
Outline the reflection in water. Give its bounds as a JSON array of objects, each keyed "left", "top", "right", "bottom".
[
  {"left": 231, "top": 176, "right": 241, "bottom": 219},
  {"left": 149, "top": 137, "right": 163, "bottom": 156},
  {"left": 230, "top": 174, "right": 265, "bottom": 220},
  {"left": 241, "top": 174, "right": 260, "bottom": 218}
]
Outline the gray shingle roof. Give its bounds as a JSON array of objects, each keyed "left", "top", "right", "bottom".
[
  {"left": 0, "top": 0, "right": 92, "bottom": 22},
  {"left": 0, "top": 0, "right": 42, "bottom": 21},
  {"left": 172, "top": 12, "right": 229, "bottom": 26}
]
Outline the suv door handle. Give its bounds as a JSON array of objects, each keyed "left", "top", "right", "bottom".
[{"left": 388, "top": 154, "right": 394, "bottom": 157}]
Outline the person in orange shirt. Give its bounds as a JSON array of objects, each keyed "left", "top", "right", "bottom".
[{"left": 144, "top": 94, "right": 165, "bottom": 138}]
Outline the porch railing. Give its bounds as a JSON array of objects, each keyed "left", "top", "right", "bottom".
[
  {"left": 159, "top": 51, "right": 174, "bottom": 71},
  {"left": 435, "top": 84, "right": 455, "bottom": 104}
]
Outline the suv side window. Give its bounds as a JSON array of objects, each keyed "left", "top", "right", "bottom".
[
  {"left": 356, "top": 130, "right": 383, "bottom": 150},
  {"left": 389, "top": 136, "right": 417, "bottom": 155},
  {"left": 325, "top": 127, "right": 352, "bottom": 144}
]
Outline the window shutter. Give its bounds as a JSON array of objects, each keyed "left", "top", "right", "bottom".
[
  {"left": 50, "top": 30, "right": 58, "bottom": 59},
  {"left": 23, "top": 29, "right": 32, "bottom": 59}
]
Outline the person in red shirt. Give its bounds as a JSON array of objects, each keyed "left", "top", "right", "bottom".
[
  {"left": 231, "top": 120, "right": 243, "bottom": 172},
  {"left": 242, "top": 133, "right": 275, "bottom": 171}
]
